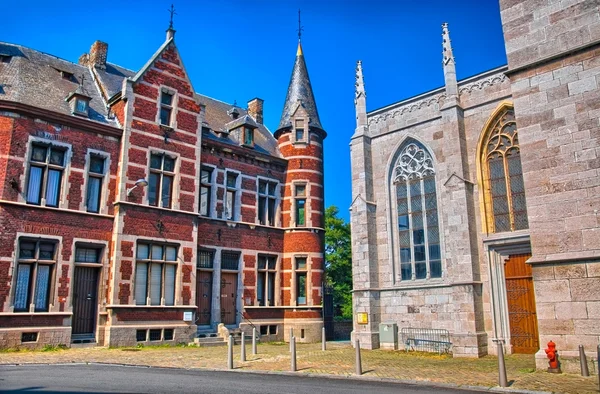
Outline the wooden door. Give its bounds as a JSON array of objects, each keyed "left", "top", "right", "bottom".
[
  {"left": 220, "top": 272, "right": 237, "bottom": 325},
  {"left": 72, "top": 266, "right": 99, "bottom": 335},
  {"left": 196, "top": 270, "right": 212, "bottom": 325},
  {"left": 505, "top": 253, "right": 539, "bottom": 353}
]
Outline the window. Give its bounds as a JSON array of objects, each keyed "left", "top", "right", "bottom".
[
  {"left": 221, "top": 251, "right": 239, "bottom": 270},
  {"left": 294, "top": 119, "right": 306, "bottom": 142},
  {"left": 199, "top": 167, "right": 212, "bottom": 217},
  {"left": 243, "top": 126, "right": 254, "bottom": 146},
  {"left": 26, "top": 143, "right": 67, "bottom": 207},
  {"left": 197, "top": 250, "right": 214, "bottom": 269},
  {"left": 148, "top": 153, "right": 175, "bottom": 208},
  {"left": 13, "top": 240, "right": 57, "bottom": 312},
  {"left": 296, "top": 257, "right": 307, "bottom": 305},
  {"left": 75, "top": 98, "right": 88, "bottom": 114},
  {"left": 257, "top": 255, "right": 276, "bottom": 306},
  {"left": 258, "top": 180, "right": 277, "bottom": 226},
  {"left": 134, "top": 242, "right": 177, "bottom": 306},
  {"left": 75, "top": 247, "right": 101, "bottom": 263},
  {"left": 86, "top": 155, "right": 106, "bottom": 213},
  {"left": 225, "top": 172, "right": 238, "bottom": 220},
  {"left": 481, "top": 108, "right": 528, "bottom": 233},
  {"left": 160, "top": 91, "right": 173, "bottom": 126},
  {"left": 394, "top": 141, "right": 441, "bottom": 281},
  {"left": 294, "top": 184, "right": 306, "bottom": 227}
]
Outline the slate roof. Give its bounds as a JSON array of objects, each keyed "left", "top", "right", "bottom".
[
  {"left": 0, "top": 42, "right": 116, "bottom": 125},
  {"left": 198, "top": 94, "right": 281, "bottom": 157},
  {"left": 0, "top": 40, "right": 282, "bottom": 157},
  {"left": 277, "top": 42, "right": 323, "bottom": 133}
]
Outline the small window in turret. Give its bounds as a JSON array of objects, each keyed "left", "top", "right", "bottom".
[{"left": 294, "top": 119, "right": 307, "bottom": 143}]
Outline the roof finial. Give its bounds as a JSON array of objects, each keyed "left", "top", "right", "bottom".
[
  {"left": 297, "top": 9, "right": 304, "bottom": 42},
  {"left": 168, "top": 4, "right": 177, "bottom": 30},
  {"left": 166, "top": 4, "right": 177, "bottom": 40}
]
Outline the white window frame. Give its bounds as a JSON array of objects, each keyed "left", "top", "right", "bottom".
[
  {"left": 156, "top": 86, "right": 178, "bottom": 129},
  {"left": 83, "top": 149, "right": 110, "bottom": 214},
  {"left": 224, "top": 170, "right": 240, "bottom": 221},
  {"left": 292, "top": 117, "right": 308, "bottom": 144},
  {"left": 257, "top": 177, "right": 279, "bottom": 226},
  {"left": 134, "top": 241, "right": 179, "bottom": 306},
  {"left": 256, "top": 255, "right": 277, "bottom": 306},
  {"left": 199, "top": 165, "right": 216, "bottom": 217},
  {"left": 147, "top": 151, "right": 178, "bottom": 209}
]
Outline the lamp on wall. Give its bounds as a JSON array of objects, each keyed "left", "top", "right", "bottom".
[{"left": 126, "top": 179, "right": 148, "bottom": 196}]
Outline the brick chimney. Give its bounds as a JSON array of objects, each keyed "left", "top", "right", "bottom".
[
  {"left": 88, "top": 41, "right": 108, "bottom": 70},
  {"left": 247, "top": 98, "right": 264, "bottom": 124}
]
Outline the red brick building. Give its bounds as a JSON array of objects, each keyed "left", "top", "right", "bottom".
[{"left": 0, "top": 26, "right": 326, "bottom": 348}]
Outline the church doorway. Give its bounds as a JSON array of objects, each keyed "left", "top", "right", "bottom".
[{"left": 504, "top": 253, "right": 539, "bottom": 353}]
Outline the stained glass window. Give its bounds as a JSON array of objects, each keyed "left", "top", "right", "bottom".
[
  {"left": 393, "top": 140, "right": 441, "bottom": 281},
  {"left": 483, "top": 108, "right": 528, "bottom": 233}
]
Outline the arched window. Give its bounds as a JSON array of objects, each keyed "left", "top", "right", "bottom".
[
  {"left": 393, "top": 140, "right": 441, "bottom": 280},
  {"left": 481, "top": 107, "right": 528, "bottom": 233}
]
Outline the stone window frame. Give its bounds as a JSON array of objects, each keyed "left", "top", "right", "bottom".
[
  {"left": 224, "top": 170, "right": 241, "bottom": 221},
  {"left": 291, "top": 181, "right": 308, "bottom": 228},
  {"left": 293, "top": 255, "right": 309, "bottom": 306},
  {"left": 476, "top": 102, "right": 529, "bottom": 235},
  {"left": 386, "top": 136, "right": 446, "bottom": 285},
  {"left": 21, "top": 136, "right": 73, "bottom": 209},
  {"left": 133, "top": 240, "right": 180, "bottom": 307},
  {"left": 9, "top": 233, "right": 63, "bottom": 314},
  {"left": 155, "top": 86, "right": 179, "bottom": 129},
  {"left": 292, "top": 117, "right": 309, "bottom": 145},
  {"left": 256, "top": 254, "right": 278, "bottom": 307},
  {"left": 256, "top": 176, "right": 279, "bottom": 227},
  {"left": 145, "top": 148, "right": 180, "bottom": 210},
  {"left": 199, "top": 164, "right": 216, "bottom": 218},
  {"left": 82, "top": 149, "right": 110, "bottom": 215}
]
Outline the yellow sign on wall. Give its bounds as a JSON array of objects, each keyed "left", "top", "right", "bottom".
[{"left": 357, "top": 312, "right": 368, "bottom": 324}]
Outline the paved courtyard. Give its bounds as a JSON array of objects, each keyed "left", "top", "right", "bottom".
[{"left": 0, "top": 342, "right": 597, "bottom": 393}]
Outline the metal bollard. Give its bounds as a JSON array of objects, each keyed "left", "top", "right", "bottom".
[
  {"left": 289, "top": 328, "right": 293, "bottom": 352},
  {"left": 227, "top": 335, "right": 234, "bottom": 370},
  {"left": 291, "top": 336, "right": 297, "bottom": 372},
  {"left": 241, "top": 332, "right": 246, "bottom": 362},
  {"left": 597, "top": 345, "right": 600, "bottom": 392},
  {"left": 322, "top": 327, "right": 326, "bottom": 351},
  {"left": 580, "top": 345, "right": 589, "bottom": 377},
  {"left": 355, "top": 339, "right": 362, "bottom": 376},
  {"left": 252, "top": 327, "right": 257, "bottom": 355},
  {"left": 497, "top": 341, "right": 508, "bottom": 388}
]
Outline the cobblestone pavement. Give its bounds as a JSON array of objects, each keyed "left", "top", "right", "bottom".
[{"left": 0, "top": 342, "right": 597, "bottom": 393}]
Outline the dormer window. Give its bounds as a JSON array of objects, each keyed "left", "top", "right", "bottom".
[
  {"left": 160, "top": 92, "right": 173, "bottom": 126},
  {"left": 243, "top": 126, "right": 254, "bottom": 147},
  {"left": 76, "top": 98, "right": 88, "bottom": 113},
  {"left": 65, "top": 88, "right": 91, "bottom": 117},
  {"left": 294, "top": 119, "right": 307, "bottom": 143}
]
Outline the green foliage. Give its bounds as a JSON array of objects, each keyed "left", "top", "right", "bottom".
[
  {"left": 41, "top": 344, "right": 67, "bottom": 352},
  {"left": 324, "top": 206, "right": 353, "bottom": 320}
]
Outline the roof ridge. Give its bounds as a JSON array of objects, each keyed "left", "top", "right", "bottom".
[
  {"left": 196, "top": 92, "right": 243, "bottom": 109},
  {"left": 0, "top": 41, "right": 87, "bottom": 68}
]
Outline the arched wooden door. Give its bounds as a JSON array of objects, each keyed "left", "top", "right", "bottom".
[{"left": 505, "top": 253, "right": 539, "bottom": 353}]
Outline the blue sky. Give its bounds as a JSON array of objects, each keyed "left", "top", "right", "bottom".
[{"left": 3, "top": 0, "right": 507, "bottom": 221}]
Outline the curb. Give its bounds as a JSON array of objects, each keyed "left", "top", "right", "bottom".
[{"left": 0, "top": 361, "right": 552, "bottom": 394}]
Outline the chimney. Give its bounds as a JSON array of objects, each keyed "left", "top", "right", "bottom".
[
  {"left": 89, "top": 41, "right": 108, "bottom": 70},
  {"left": 247, "top": 98, "right": 264, "bottom": 124}
]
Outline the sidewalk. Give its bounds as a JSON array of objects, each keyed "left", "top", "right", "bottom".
[{"left": 0, "top": 342, "right": 597, "bottom": 393}]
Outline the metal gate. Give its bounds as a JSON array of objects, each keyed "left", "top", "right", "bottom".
[
  {"left": 505, "top": 253, "right": 539, "bottom": 353},
  {"left": 196, "top": 270, "right": 212, "bottom": 325},
  {"left": 72, "top": 266, "right": 99, "bottom": 335},
  {"left": 220, "top": 273, "right": 237, "bottom": 325},
  {"left": 323, "top": 285, "right": 334, "bottom": 340}
]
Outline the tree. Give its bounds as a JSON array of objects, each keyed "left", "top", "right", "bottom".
[{"left": 324, "top": 205, "right": 353, "bottom": 319}]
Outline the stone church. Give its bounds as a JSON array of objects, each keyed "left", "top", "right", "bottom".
[{"left": 350, "top": 0, "right": 600, "bottom": 370}]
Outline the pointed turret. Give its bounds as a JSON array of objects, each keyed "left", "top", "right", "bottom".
[
  {"left": 442, "top": 22, "right": 458, "bottom": 100},
  {"left": 275, "top": 41, "right": 324, "bottom": 136},
  {"left": 354, "top": 60, "right": 368, "bottom": 137}
]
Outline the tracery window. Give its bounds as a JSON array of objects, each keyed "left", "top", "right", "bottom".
[
  {"left": 393, "top": 140, "right": 441, "bottom": 281},
  {"left": 482, "top": 108, "right": 528, "bottom": 233}
]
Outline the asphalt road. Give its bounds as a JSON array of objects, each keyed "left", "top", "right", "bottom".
[{"left": 0, "top": 364, "right": 484, "bottom": 394}]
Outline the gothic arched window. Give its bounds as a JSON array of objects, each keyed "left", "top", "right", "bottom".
[
  {"left": 481, "top": 107, "right": 528, "bottom": 233},
  {"left": 393, "top": 140, "right": 441, "bottom": 281}
]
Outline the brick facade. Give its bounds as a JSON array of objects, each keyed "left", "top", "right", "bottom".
[{"left": 0, "top": 31, "right": 325, "bottom": 348}]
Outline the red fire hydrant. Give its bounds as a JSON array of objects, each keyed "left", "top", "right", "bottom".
[{"left": 545, "top": 340, "right": 562, "bottom": 373}]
